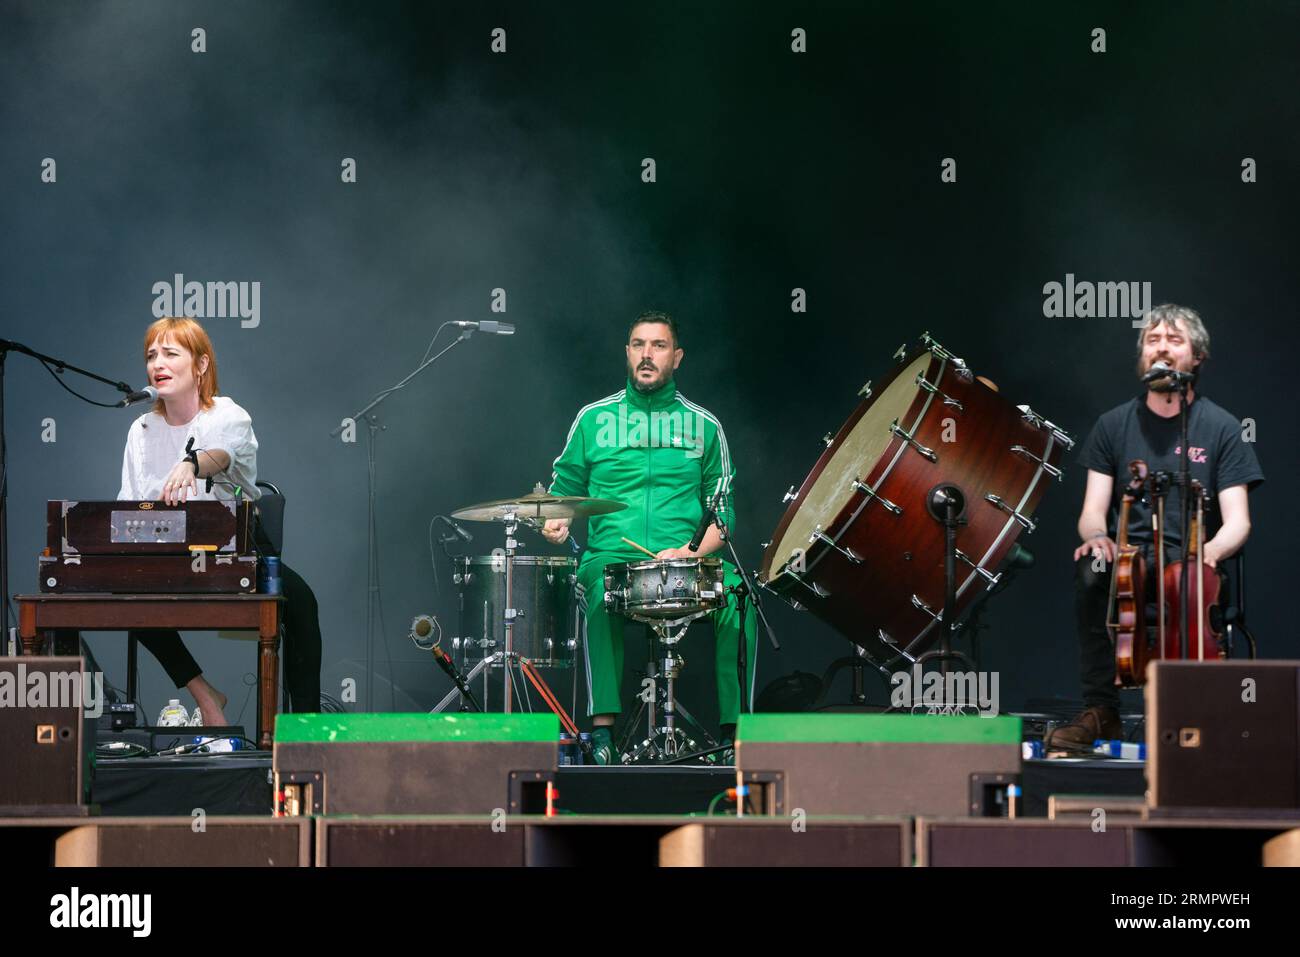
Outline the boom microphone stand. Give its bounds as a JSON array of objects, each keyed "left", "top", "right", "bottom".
[
  {"left": 0, "top": 339, "right": 135, "bottom": 653},
  {"left": 1138, "top": 363, "right": 1198, "bottom": 662},
  {"left": 667, "top": 494, "right": 781, "bottom": 764},
  {"left": 331, "top": 322, "right": 506, "bottom": 711},
  {"left": 1176, "top": 372, "right": 1193, "bottom": 661}
]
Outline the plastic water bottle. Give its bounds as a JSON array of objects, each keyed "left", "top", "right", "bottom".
[
  {"left": 579, "top": 732, "right": 592, "bottom": 765},
  {"left": 558, "top": 734, "right": 576, "bottom": 766},
  {"left": 1093, "top": 739, "right": 1145, "bottom": 760},
  {"left": 157, "top": 699, "right": 190, "bottom": 727}
]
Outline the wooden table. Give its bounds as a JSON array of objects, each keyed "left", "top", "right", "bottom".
[{"left": 15, "top": 593, "right": 283, "bottom": 749}]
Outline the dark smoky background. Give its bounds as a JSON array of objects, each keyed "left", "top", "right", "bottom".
[{"left": 2, "top": 1, "right": 1295, "bottom": 725}]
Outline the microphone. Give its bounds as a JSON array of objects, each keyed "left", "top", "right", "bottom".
[
  {"left": 410, "top": 614, "right": 441, "bottom": 646},
  {"left": 688, "top": 493, "right": 720, "bottom": 552},
  {"left": 117, "top": 385, "right": 158, "bottom": 408},
  {"left": 430, "top": 642, "right": 482, "bottom": 711},
  {"left": 1142, "top": 361, "right": 1193, "bottom": 384},
  {"left": 453, "top": 320, "right": 515, "bottom": 335},
  {"left": 437, "top": 515, "right": 473, "bottom": 543}
]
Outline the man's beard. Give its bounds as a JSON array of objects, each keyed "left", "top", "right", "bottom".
[{"left": 629, "top": 360, "right": 672, "bottom": 393}]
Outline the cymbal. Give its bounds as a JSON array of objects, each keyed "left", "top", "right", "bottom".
[{"left": 451, "top": 492, "right": 627, "bottom": 523}]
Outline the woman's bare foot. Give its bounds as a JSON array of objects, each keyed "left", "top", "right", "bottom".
[{"left": 186, "top": 675, "right": 229, "bottom": 726}]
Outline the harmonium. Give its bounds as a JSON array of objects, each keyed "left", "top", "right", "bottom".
[{"left": 39, "top": 500, "right": 258, "bottom": 593}]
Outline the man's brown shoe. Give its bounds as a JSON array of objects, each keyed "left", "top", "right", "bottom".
[{"left": 1043, "top": 706, "right": 1122, "bottom": 752}]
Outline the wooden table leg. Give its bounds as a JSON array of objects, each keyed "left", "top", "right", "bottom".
[
  {"left": 258, "top": 601, "right": 280, "bottom": 750},
  {"left": 18, "top": 602, "right": 39, "bottom": 655}
]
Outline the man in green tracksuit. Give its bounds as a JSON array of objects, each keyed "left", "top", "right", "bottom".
[{"left": 542, "top": 311, "right": 757, "bottom": 765}]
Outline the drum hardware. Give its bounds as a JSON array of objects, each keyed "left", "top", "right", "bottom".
[
  {"left": 850, "top": 477, "right": 903, "bottom": 515},
  {"left": 1017, "top": 405, "right": 1075, "bottom": 449},
  {"left": 954, "top": 548, "right": 1001, "bottom": 588},
  {"left": 620, "top": 627, "right": 714, "bottom": 764},
  {"left": 918, "top": 332, "right": 971, "bottom": 378},
  {"left": 915, "top": 374, "right": 965, "bottom": 412},
  {"left": 1010, "top": 444, "right": 1063, "bottom": 479},
  {"left": 811, "top": 526, "right": 863, "bottom": 564},
  {"left": 911, "top": 595, "right": 941, "bottom": 622},
  {"left": 822, "top": 433, "right": 834, "bottom": 447},
  {"left": 782, "top": 486, "right": 799, "bottom": 504},
  {"left": 859, "top": 380, "right": 873, "bottom": 398},
  {"left": 812, "top": 641, "right": 897, "bottom": 710},
  {"left": 889, "top": 419, "right": 938, "bottom": 462},
  {"left": 878, "top": 628, "right": 920, "bottom": 664},
  {"left": 984, "top": 493, "right": 1037, "bottom": 532},
  {"left": 432, "top": 647, "right": 531, "bottom": 713},
  {"left": 777, "top": 567, "right": 829, "bottom": 599}
]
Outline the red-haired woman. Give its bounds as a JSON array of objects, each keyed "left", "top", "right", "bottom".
[{"left": 120, "top": 317, "right": 320, "bottom": 724}]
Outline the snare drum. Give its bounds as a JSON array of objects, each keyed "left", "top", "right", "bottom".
[
  {"left": 603, "top": 557, "right": 726, "bottom": 624},
  {"left": 758, "top": 333, "right": 1072, "bottom": 662},
  {"left": 453, "top": 554, "right": 578, "bottom": 668}
]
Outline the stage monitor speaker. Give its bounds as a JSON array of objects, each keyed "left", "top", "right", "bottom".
[
  {"left": 317, "top": 818, "right": 527, "bottom": 866},
  {"left": 735, "top": 713, "right": 1021, "bottom": 818},
  {"left": 1147, "top": 660, "right": 1300, "bottom": 814},
  {"left": 660, "top": 819, "right": 910, "bottom": 866},
  {"left": 0, "top": 656, "right": 95, "bottom": 814},
  {"left": 272, "top": 713, "right": 559, "bottom": 816},
  {"left": 917, "top": 818, "right": 1132, "bottom": 866},
  {"left": 54, "top": 818, "right": 310, "bottom": 866}
]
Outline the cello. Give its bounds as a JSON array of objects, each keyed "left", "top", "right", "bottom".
[{"left": 1111, "top": 460, "right": 1150, "bottom": 687}]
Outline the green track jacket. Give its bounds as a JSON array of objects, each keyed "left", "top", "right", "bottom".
[{"left": 548, "top": 377, "right": 736, "bottom": 556}]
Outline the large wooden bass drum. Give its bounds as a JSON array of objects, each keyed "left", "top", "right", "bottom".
[{"left": 757, "top": 333, "right": 1073, "bottom": 665}]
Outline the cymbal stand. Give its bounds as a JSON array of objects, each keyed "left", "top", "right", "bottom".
[{"left": 501, "top": 508, "right": 520, "bottom": 713}]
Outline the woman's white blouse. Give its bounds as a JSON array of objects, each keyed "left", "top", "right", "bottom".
[{"left": 118, "top": 396, "right": 260, "bottom": 502}]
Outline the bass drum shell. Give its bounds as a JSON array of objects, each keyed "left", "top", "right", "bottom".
[
  {"left": 454, "top": 555, "right": 578, "bottom": 669},
  {"left": 758, "top": 341, "right": 1067, "bottom": 664}
]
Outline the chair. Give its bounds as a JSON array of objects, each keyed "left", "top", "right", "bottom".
[{"left": 1220, "top": 549, "right": 1255, "bottom": 658}]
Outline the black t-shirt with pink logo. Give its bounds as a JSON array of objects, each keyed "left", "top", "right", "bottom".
[{"left": 1076, "top": 394, "right": 1264, "bottom": 555}]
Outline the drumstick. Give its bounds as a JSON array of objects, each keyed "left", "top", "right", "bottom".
[{"left": 620, "top": 536, "right": 658, "bottom": 558}]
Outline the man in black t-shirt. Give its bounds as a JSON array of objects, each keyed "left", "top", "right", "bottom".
[{"left": 1045, "top": 305, "right": 1264, "bottom": 751}]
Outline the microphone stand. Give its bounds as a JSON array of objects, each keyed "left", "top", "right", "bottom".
[
  {"left": 331, "top": 323, "right": 483, "bottom": 712},
  {"left": 1176, "top": 376, "right": 1193, "bottom": 661},
  {"left": 914, "top": 485, "right": 975, "bottom": 689},
  {"left": 673, "top": 495, "right": 780, "bottom": 764},
  {"left": 0, "top": 339, "right": 134, "bottom": 653}
]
